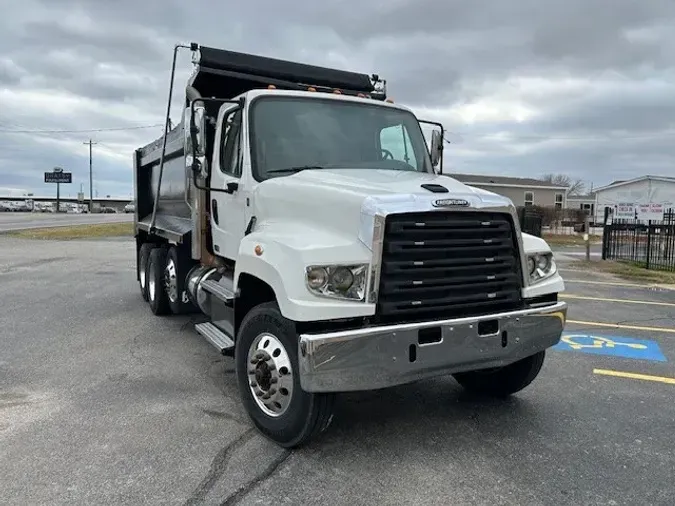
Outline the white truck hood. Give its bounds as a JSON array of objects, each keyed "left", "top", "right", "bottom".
[{"left": 253, "top": 168, "right": 514, "bottom": 249}]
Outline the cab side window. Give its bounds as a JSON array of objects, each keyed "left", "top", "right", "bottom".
[{"left": 220, "top": 108, "right": 243, "bottom": 177}]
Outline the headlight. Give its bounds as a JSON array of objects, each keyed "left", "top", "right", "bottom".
[
  {"left": 305, "top": 264, "right": 368, "bottom": 301},
  {"left": 527, "top": 252, "right": 556, "bottom": 284}
]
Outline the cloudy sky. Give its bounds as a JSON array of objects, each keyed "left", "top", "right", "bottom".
[{"left": 1, "top": 0, "right": 674, "bottom": 198}]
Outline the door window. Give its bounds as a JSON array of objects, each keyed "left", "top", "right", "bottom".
[{"left": 220, "top": 109, "right": 242, "bottom": 177}]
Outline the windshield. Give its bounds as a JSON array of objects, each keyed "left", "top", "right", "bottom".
[{"left": 249, "top": 96, "right": 433, "bottom": 181}]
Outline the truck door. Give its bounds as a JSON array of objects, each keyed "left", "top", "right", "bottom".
[{"left": 210, "top": 105, "right": 247, "bottom": 260}]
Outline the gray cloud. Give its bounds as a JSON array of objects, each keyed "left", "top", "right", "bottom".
[{"left": 1, "top": 0, "right": 675, "bottom": 196}]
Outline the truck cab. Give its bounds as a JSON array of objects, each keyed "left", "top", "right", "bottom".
[{"left": 133, "top": 43, "right": 567, "bottom": 448}]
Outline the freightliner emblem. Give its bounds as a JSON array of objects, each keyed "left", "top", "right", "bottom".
[{"left": 432, "top": 198, "right": 470, "bottom": 208}]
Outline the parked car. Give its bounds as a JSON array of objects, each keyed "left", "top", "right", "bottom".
[{"left": 124, "top": 202, "right": 135, "bottom": 213}]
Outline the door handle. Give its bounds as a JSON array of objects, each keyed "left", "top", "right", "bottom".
[
  {"left": 224, "top": 182, "right": 239, "bottom": 194},
  {"left": 211, "top": 199, "right": 219, "bottom": 225}
]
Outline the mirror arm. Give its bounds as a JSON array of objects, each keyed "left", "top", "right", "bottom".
[{"left": 192, "top": 165, "right": 236, "bottom": 194}]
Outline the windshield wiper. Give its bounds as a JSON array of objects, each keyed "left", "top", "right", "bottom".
[{"left": 267, "top": 165, "right": 324, "bottom": 174}]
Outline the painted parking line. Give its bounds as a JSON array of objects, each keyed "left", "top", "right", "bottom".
[
  {"left": 594, "top": 369, "right": 675, "bottom": 385},
  {"left": 563, "top": 279, "right": 675, "bottom": 291},
  {"left": 567, "top": 320, "right": 675, "bottom": 334},
  {"left": 561, "top": 294, "right": 675, "bottom": 308},
  {"left": 554, "top": 333, "right": 667, "bottom": 361}
]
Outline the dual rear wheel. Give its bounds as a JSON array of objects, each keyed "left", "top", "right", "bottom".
[{"left": 137, "top": 243, "right": 195, "bottom": 316}]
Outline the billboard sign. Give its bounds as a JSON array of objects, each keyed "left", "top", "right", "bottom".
[{"left": 44, "top": 172, "right": 72, "bottom": 184}]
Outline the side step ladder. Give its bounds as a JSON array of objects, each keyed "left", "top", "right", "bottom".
[
  {"left": 195, "top": 322, "right": 235, "bottom": 355},
  {"left": 201, "top": 279, "right": 235, "bottom": 306}
]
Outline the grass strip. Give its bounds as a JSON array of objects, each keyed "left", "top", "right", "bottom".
[{"left": 5, "top": 222, "right": 134, "bottom": 240}]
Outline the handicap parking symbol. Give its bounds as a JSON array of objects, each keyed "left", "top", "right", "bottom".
[{"left": 553, "top": 334, "right": 667, "bottom": 362}]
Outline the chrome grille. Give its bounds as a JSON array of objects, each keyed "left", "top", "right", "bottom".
[{"left": 376, "top": 211, "right": 524, "bottom": 323}]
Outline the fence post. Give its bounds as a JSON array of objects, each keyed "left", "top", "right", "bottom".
[
  {"left": 601, "top": 207, "right": 610, "bottom": 260},
  {"left": 585, "top": 215, "right": 590, "bottom": 261},
  {"left": 646, "top": 220, "right": 652, "bottom": 270}
]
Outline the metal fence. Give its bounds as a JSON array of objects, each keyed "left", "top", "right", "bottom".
[
  {"left": 602, "top": 209, "right": 675, "bottom": 271},
  {"left": 518, "top": 207, "right": 543, "bottom": 237}
]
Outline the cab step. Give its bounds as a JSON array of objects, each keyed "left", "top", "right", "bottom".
[
  {"left": 195, "top": 322, "right": 234, "bottom": 354},
  {"left": 201, "top": 278, "right": 234, "bottom": 306}
]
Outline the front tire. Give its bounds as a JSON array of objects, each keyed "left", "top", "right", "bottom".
[
  {"left": 235, "top": 302, "right": 335, "bottom": 448},
  {"left": 453, "top": 351, "right": 546, "bottom": 398}
]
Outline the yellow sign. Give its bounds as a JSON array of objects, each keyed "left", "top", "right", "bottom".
[{"left": 561, "top": 334, "right": 647, "bottom": 351}]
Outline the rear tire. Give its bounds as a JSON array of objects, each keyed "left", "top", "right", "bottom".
[
  {"left": 137, "top": 243, "right": 154, "bottom": 302},
  {"left": 235, "top": 302, "right": 336, "bottom": 448},
  {"left": 147, "top": 247, "right": 171, "bottom": 316},
  {"left": 453, "top": 351, "right": 546, "bottom": 398},
  {"left": 165, "top": 246, "right": 197, "bottom": 314}
]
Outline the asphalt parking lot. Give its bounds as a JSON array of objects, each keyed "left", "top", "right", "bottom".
[{"left": 1, "top": 237, "right": 674, "bottom": 506}]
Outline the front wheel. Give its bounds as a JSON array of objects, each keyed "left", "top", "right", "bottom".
[
  {"left": 235, "top": 302, "right": 335, "bottom": 448},
  {"left": 452, "top": 351, "right": 546, "bottom": 398}
]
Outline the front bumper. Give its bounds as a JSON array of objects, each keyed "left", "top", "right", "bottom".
[{"left": 298, "top": 301, "right": 567, "bottom": 393}]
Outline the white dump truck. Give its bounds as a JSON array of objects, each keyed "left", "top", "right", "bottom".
[{"left": 133, "top": 42, "right": 567, "bottom": 447}]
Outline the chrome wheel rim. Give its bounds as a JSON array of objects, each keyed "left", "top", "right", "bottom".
[
  {"left": 247, "top": 333, "right": 293, "bottom": 418},
  {"left": 164, "top": 258, "right": 178, "bottom": 302}
]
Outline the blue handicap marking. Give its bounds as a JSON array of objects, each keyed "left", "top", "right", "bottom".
[{"left": 553, "top": 333, "right": 667, "bottom": 362}]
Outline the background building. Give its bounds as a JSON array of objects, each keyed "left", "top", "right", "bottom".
[
  {"left": 565, "top": 193, "right": 596, "bottom": 217},
  {"left": 592, "top": 175, "right": 675, "bottom": 223},
  {"left": 450, "top": 174, "right": 568, "bottom": 208}
]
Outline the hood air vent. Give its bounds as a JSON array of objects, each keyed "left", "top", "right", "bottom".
[{"left": 420, "top": 183, "right": 449, "bottom": 193}]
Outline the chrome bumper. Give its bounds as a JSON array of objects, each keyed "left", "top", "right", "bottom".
[{"left": 298, "top": 301, "right": 567, "bottom": 393}]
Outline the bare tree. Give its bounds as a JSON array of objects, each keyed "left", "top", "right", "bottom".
[{"left": 541, "top": 174, "right": 586, "bottom": 195}]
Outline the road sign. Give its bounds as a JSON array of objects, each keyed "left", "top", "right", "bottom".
[
  {"left": 553, "top": 333, "right": 666, "bottom": 362},
  {"left": 45, "top": 172, "right": 72, "bottom": 184}
]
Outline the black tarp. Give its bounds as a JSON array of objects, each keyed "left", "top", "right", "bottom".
[{"left": 191, "top": 46, "right": 378, "bottom": 99}]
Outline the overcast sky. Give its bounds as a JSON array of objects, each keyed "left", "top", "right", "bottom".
[{"left": 1, "top": 0, "right": 674, "bottom": 198}]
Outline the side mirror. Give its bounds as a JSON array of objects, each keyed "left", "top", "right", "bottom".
[
  {"left": 191, "top": 104, "right": 207, "bottom": 158},
  {"left": 430, "top": 130, "right": 443, "bottom": 171},
  {"left": 185, "top": 103, "right": 208, "bottom": 178}
]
